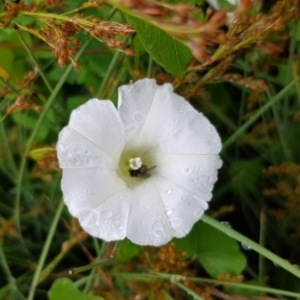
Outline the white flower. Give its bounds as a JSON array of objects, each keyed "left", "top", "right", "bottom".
[{"left": 56, "top": 79, "right": 222, "bottom": 246}]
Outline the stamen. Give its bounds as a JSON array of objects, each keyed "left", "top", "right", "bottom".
[{"left": 129, "top": 157, "right": 142, "bottom": 170}]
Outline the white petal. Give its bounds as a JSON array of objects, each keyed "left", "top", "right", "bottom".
[
  {"left": 78, "top": 189, "right": 131, "bottom": 241},
  {"left": 149, "top": 112, "right": 221, "bottom": 156},
  {"left": 61, "top": 168, "right": 127, "bottom": 218},
  {"left": 68, "top": 99, "right": 124, "bottom": 163},
  {"left": 153, "top": 154, "right": 222, "bottom": 200},
  {"left": 126, "top": 180, "right": 174, "bottom": 246},
  {"left": 118, "top": 79, "right": 199, "bottom": 150},
  {"left": 151, "top": 177, "right": 209, "bottom": 238},
  {"left": 57, "top": 127, "right": 115, "bottom": 169}
]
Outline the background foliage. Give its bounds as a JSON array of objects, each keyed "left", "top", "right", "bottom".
[{"left": 1, "top": 0, "right": 300, "bottom": 299}]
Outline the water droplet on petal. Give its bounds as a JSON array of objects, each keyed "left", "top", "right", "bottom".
[
  {"left": 167, "top": 210, "right": 172, "bottom": 215},
  {"left": 57, "top": 143, "right": 65, "bottom": 152},
  {"left": 133, "top": 112, "right": 146, "bottom": 123},
  {"left": 84, "top": 149, "right": 90, "bottom": 155},
  {"left": 124, "top": 124, "right": 138, "bottom": 135},
  {"left": 154, "top": 228, "right": 163, "bottom": 236},
  {"left": 101, "top": 210, "right": 113, "bottom": 219},
  {"left": 75, "top": 148, "right": 81, "bottom": 154},
  {"left": 101, "top": 102, "right": 106, "bottom": 106},
  {"left": 66, "top": 152, "right": 72, "bottom": 158},
  {"left": 73, "top": 157, "right": 80, "bottom": 166},
  {"left": 166, "top": 190, "right": 172, "bottom": 195},
  {"left": 208, "top": 125, "right": 216, "bottom": 133},
  {"left": 183, "top": 168, "right": 192, "bottom": 174}
]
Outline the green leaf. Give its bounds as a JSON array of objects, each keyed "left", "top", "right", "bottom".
[
  {"left": 48, "top": 278, "right": 104, "bottom": 300},
  {"left": 12, "top": 112, "right": 49, "bottom": 141},
  {"left": 175, "top": 221, "right": 246, "bottom": 278},
  {"left": 115, "top": 238, "right": 141, "bottom": 261},
  {"left": 125, "top": 15, "right": 192, "bottom": 76}
]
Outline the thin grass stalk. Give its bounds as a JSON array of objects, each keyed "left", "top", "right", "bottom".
[
  {"left": 201, "top": 215, "right": 300, "bottom": 280},
  {"left": 222, "top": 80, "right": 297, "bottom": 150}
]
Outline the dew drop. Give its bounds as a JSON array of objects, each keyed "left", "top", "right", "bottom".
[
  {"left": 73, "top": 157, "right": 80, "bottom": 166},
  {"left": 66, "top": 152, "right": 72, "bottom": 159},
  {"left": 207, "top": 176, "right": 215, "bottom": 184},
  {"left": 100, "top": 210, "right": 113, "bottom": 219},
  {"left": 75, "top": 148, "right": 81, "bottom": 154},
  {"left": 56, "top": 143, "right": 65, "bottom": 152},
  {"left": 208, "top": 125, "right": 215, "bottom": 134},
  {"left": 221, "top": 221, "right": 231, "bottom": 228},
  {"left": 124, "top": 124, "right": 138, "bottom": 135},
  {"left": 133, "top": 112, "right": 145, "bottom": 123},
  {"left": 84, "top": 149, "right": 90, "bottom": 155},
  {"left": 241, "top": 243, "right": 252, "bottom": 251},
  {"left": 167, "top": 210, "right": 172, "bottom": 215},
  {"left": 166, "top": 189, "right": 172, "bottom": 195},
  {"left": 101, "top": 102, "right": 106, "bottom": 106},
  {"left": 154, "top": 228, "right": 163, "bottom": 236},
  {"left": 183, "top": 167, "right": 192, "bottom": 174}
]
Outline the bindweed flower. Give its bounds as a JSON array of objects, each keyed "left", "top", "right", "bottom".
[{"left": 56, "top": 79, "right": 222, "bottom": 246}]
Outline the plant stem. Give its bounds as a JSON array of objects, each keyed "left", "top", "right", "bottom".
[
  {"left": 15, "top": 30, "right": 53, "bottom": 93},
  {"left": 258, "top": 209, "right": 266, "bottom": 283},
  {"left": 27, "top": 200, "right": 64, "bottom": 300},
  {"left": 222, "top": 80, "right": 297, "bottom": 150},
  {"left": 113, "top": 272, "right": 300, "bottom": 298},
  {"left": 201, "top": 215, "right": 300, "bottom": 280},
  {"left": 96, "top": 50, "right": 123, "bottom": 98},
  {"left": 14, "top": 38, "right": 91, "bottom": 235}
]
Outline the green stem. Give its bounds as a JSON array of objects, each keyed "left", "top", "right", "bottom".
[
  {"left": 258, "top": 209, "right": 266, "bottom": 283},
  {"left": 172, "top": 279, "right": 203, "bottom": 300},
  {"left": 201, "top": 215, "right": 300, "bottom": 280},
  {"left": 0, "top": 77, "right": 20, "bottom": 94},
  {"left": 27, "top": 200, "right": 64, "bottom": 300},
  {"left": 113, "top": 272, "right": 300, "bottom": 298},
  {"left": 96, "top": 50, "right": 123, "bottom": 98},
  {"left": 15, "top": 29, "right": 53, "bottom": 93},
  {"left": 71, "top": 258, "right": 117, "bottom": 274},
  {"left": 147, "top": 56, "right": 154, "bottom": 78},
  {"left": 0, "top": 244, "right": 20, "bottom": 297},
  {"left": 0, "top": 121, "right": 17, "bottom": 176},
  {"left": 222, "top": 80, "right": 297, "bottom": 150},
  {"left": 14, "top": 38, "right": 91, "bottom": 235}
]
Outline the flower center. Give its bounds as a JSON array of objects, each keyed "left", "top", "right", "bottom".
[
  {"left": 118, "top": 149, "right": 156, "bottom": 187},
  {"left": 129, "top": 157, "right": 142, "bottom": 170}
]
